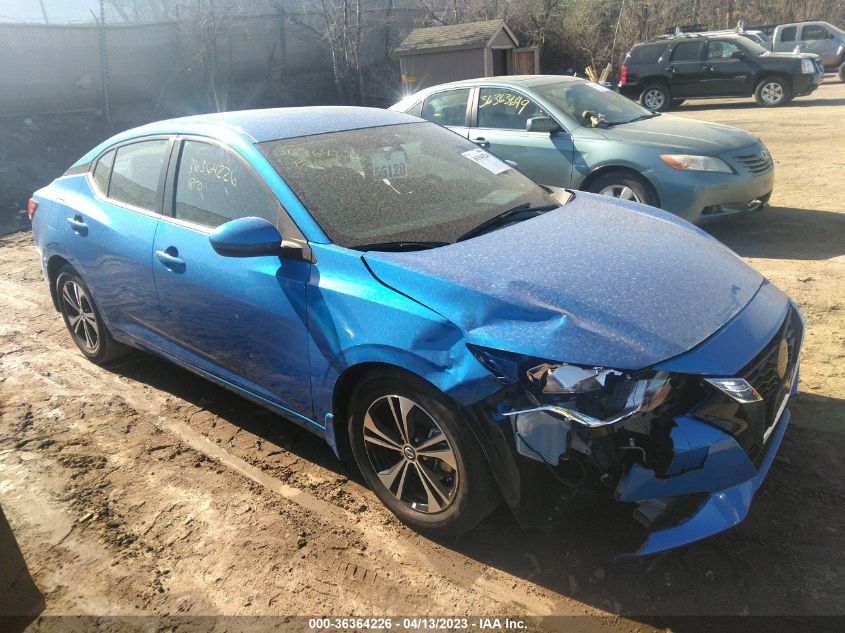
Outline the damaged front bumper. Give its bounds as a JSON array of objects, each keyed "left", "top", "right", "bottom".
[{"left": 468, "top": 297, "right": 804, "bottom": 557}]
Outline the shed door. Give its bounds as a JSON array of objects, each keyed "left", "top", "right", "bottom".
[{"left": 513, "top": 48, "right": 537, "bottom": 75}]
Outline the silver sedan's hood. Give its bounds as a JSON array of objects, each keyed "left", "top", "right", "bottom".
[{"left": 593, "top": 114, "right": 759, "bottom": 154}]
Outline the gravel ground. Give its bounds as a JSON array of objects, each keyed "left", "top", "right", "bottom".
[{"left": 1, "top": 81, "right": 843, "bottom": 631}]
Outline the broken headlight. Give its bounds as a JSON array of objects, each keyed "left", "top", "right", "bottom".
[{"left": 523, "top": 362, "right": 674, "bottom": 427}]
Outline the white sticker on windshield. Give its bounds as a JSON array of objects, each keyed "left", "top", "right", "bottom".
[
  {"left": 461, "top": 148, "right": 511, "bottom": 175},
  {"left": 371, "top": 149, "right": 408, "bottom": 179}
]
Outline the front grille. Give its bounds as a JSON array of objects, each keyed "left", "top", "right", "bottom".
[
  {"left": 741, "top": 306, "right": 803, "bottom": 464},
  {"left": 734, "top": 151, "right": 773, "bottom": 175}
]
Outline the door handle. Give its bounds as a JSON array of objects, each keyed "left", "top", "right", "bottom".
[
  {"left": 66, "top": 215, "right": 88, "bottom": 235},
  {"left": 472, "top": 137, "right": 490, "bottom": 148},
  {"left": 702, "top": 65, "right": 715, "bottom": 71},
  {"left": 666, "top": 66, "right": 676, "bottom": 73},
  {"left": 155, "top": 248, "right": 186, "bottom": 271}
]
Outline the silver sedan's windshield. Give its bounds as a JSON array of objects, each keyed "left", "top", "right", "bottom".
[
  {"left": 260, "top": 122, "right": 554, "bottom": 249},
  {"left": 533, "top": 81, "right": 655, "bottom": 126}
]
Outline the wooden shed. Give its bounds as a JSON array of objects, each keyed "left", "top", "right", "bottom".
[{"left": 396, "top": 20, "right": 539, "bottom": 92}]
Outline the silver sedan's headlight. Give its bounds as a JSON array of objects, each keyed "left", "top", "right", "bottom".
[{"left": 660, "top": 154, "right": 733, "bottom": 173}]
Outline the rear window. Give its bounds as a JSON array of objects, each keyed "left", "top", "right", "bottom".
[
  {"left": 670, "top": 41, "right": 704, "bottom": 62},
  {"left": 802, "top": 25, "right": 832, "bottom": 40},
  {"left": 109, "top": 140, "right": 169, "bottom": 212},
  {"left": 627, "top": 43, "right": 667, "bottom": 64},
  {"left": 92, "top": 149, "right": 115, "bottom": 196}
]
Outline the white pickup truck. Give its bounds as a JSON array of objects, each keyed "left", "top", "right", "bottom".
[{"left": 768, "top": 21, "right": 845, "bottom": 80}]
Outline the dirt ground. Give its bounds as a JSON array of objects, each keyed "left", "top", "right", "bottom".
[{"left": 1, "top": 82, "right": 844, "bottom": 631}]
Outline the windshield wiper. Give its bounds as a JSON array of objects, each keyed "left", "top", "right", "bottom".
[
  {"left": 354, "top": 240, "right": 449, "bottom": 252},
  {"left": 608, "top": 113, "right": 660, "bottom": 126},
  {"left": 456, "top": 202, "right": 558, "bottom": 242}
]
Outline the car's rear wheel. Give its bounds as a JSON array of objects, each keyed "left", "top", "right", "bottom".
[
  {"left": 56, "top": 266, "right": 129, "bottom": 364},
  {"left": 754, "top": 77, "right": 791, "bottom": 106},
  {"left": 348, "top": 371, "right": 499, "bottom": 536},
  {"left": 586, "top": 170, "right": 659, "bottom": 208},
  {"left": 639, "top": 83, "right": 671, "bottom": 112}
]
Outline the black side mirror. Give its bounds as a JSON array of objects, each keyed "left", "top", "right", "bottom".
[
  {"left": 526, "top": 116, "right": 560, "bottom": 133},
  {"left": 209, "top": 217, "right": 282, "bottom": 258},
  {"left": 730, "top": 50, "right": 745, "bottom": 59}
]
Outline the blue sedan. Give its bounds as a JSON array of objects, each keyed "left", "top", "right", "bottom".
[{"left": 30, "top": 107, "right": 802, "bottom": 555}]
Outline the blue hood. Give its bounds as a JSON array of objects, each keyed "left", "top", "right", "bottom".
[{"left": 362, "top": 194, "right": 764, "bottom": 370}]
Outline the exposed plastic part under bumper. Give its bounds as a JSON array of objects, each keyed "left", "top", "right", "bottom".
[{"left": 619, "top": 404, "right": 792, "bottom": 558}]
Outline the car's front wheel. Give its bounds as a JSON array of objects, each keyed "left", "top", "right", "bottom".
[
  {"left": 754, "top": 77, "right": 791, "bottom": 106},
  {"left": 639, "top": 83, "right": 671, "bottom": 112},
  {"left": 586, "top": 170, "right": 659, "bottom": 207},
  {"left": 56, "top": 265, "right": 129, "bottom": 364},
  {"left": 348, "top": 371, "right": 499, "bottom": 536}
]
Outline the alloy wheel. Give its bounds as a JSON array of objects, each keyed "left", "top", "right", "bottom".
[
  {"left": 598, "top": 184, "right": 642, "bottom": 202},
  {"left": 760, "top": 82, "right": 784, "bottom": 104},
  {"left": 643, "top": 88, "right": 665, "bottom": 110},
  {"left": 62, "top": 280, "right": 99, "bottom": 353},
  {"left": 361, "top": 395, "right": 459, "bottom": 513}
]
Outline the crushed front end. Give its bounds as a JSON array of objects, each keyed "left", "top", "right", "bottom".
[{"left": 466, "top": 301, "right": 804, "bottom": 557}]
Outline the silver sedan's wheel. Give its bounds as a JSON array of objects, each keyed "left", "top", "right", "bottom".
[
  {"left": 61, "top": 279, "right": 99, "bottom": 354},
  {"left": 598, "top": 184, "right": 642, "bottom": 202},
  {"left": 760, "top": 82, "right": 784, "bottom": 104},
  {"left": 361, "top": 395, "right": 458, "bottom": 513}
]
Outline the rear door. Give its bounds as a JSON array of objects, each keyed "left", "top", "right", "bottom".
[
  {"left": 417, "top": 88, "right": 472, "bottom": 138},
  {"left": 799, "top": 23, "right": 838, "bottom": 66},
  {"left": 66, "top": 138, "right": 171, "bottom": 340},
  {"left": 468, "top": 86, "right": 575, "bottom": 187},
  {"left": 151, "top": 137, "right": 313, "bottom": 418},
  {"left": 701, "top": 39, "right": 755, "bottom": 95},
  {"left": 665, "top": 40, "right": 707, "bottom": 97}
]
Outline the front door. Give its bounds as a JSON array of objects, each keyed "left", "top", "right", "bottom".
[
  {"left": 469, "top": 86, "right": 575, "bottom": 187},
  {"left": 152, "top": 138, "right": 313, "bottom": 419},
  {"left": 701, "top": 40, "right": 755, "bottom": 95}
]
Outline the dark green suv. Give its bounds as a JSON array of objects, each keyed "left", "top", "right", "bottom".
[{"left": 619, "top": 34, "right": 824, "bottom": 110}]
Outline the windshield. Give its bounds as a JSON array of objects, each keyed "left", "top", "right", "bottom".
[
  {"left": 533, "top": 80, "right": 654, "bottom": 126},
  {"left": 738, "top": 37, "right": 769, "bottom": 56},
  {"left": 259, "top": 122, "right": 553, "bottom": 249}
]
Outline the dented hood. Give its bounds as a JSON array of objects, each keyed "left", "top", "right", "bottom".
[{"left": 362, "top": 194, "right": 764, "bottom": 370}]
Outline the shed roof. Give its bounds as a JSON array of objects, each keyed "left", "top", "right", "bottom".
[{"left": 396, "top": 19, "right": 517, "bottom": 55}]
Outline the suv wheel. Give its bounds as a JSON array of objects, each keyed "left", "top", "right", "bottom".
[
  {"left": 348, "top": 371, "right": 499, "bottom": 536},
  {"left": 639, "top": 83, "right": 670, "bottom": 112},
  {"left": 587, "top": 170, "right": 659, "bottom": 207},
  {"left": 754, "top": 77, "right": 791, "bottom": 107},
  {"left": 56, "top": 265, "right": 129, "bottom": 364}
]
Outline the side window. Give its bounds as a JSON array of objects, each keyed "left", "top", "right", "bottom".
[
  {"left": 174, "top": 140, "right": 279, "bottom": 229},
  {"left": 420, "top": 89, "right": 470, "bottom": 127},
  {"left": 110, "top": 140, "right": 169, "bottom": 211},
  {"left": 706, "top": 40, "right": 742, "bottom": 60},
  {"left": 780, "top": 26, "right": 797, "bottom": 43},
  {"left": 92, "top": 149, "right": 115, "bottom": 196},
  {"left": 801, "top": 25, "right": 831, "bottom": 41},
  {"left": 669, "top": 41, "right": 703, "bottom": 62},
  {"left": 406, "top": 101, "right": 423, "bottom": 117},
  {"left": 629, "top": 43, "right": 666, "bottom": 64},
  {"left": 476, "top": 87, "right": 547, "bottom": 130}
]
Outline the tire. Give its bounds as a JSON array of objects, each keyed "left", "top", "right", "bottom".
[
  {"left": 639, "top": 82, "right": 671, "bottom": 112},
  {"left": 838, "top": 62, "right": 845, "bottom": 83},
  {"left": 347, "top": 371, "right": 500, "bottom": 536},
  {"left": 754, "top": 76, "right": 792, "bottom": 107},
  {"left": 586, "top": 170, "right": 659, "bottom": 208},
  {"left": 56, "top": 265, "right": 129, "bottom": 364}
]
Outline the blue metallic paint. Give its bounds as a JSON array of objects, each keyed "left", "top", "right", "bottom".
[{"left": 31, "top": 107, "right": 802, "bottom": 557}]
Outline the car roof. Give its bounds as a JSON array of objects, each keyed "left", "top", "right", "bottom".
[
  {"left": 119, "top": 106, "right": 421, "bottom": 144},
  {"left": 415, "top": 75, "right": 585, "bottom": 91}
]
